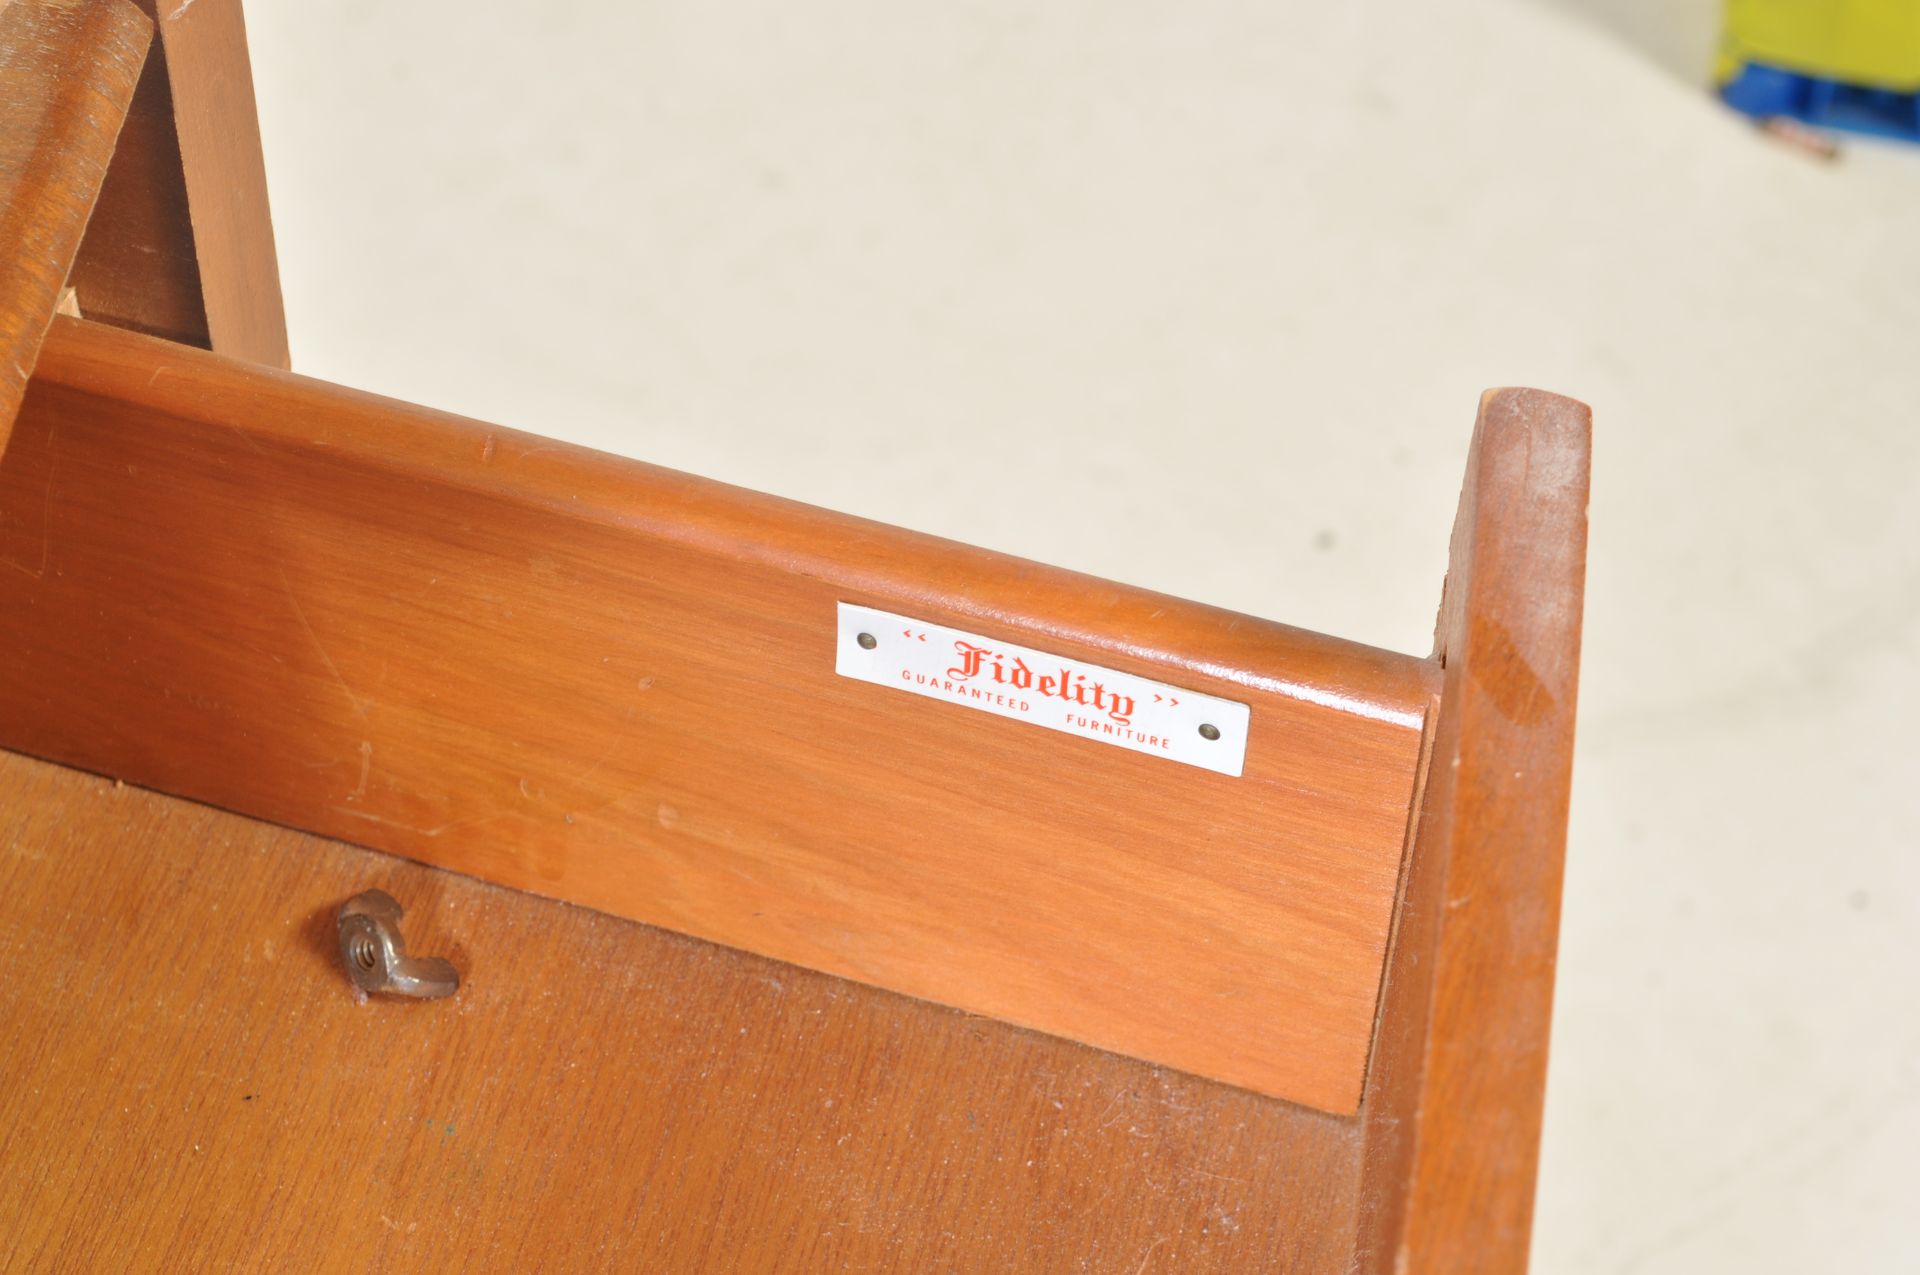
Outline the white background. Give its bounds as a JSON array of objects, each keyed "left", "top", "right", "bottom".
[{"left": 248, "top": 1, "right": 1918, "bottom": 1268}]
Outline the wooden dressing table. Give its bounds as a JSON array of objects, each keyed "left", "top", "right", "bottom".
[{"left": 0, "top": 3, "right": 1590, "bottom": 1269}]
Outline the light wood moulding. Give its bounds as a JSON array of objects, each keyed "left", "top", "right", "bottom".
[{"left": 0, "top": 316, "right": 1440, "bottom": 1113}]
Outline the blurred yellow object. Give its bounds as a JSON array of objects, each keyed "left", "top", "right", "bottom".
[{"left": 1719, "top": 0, "right": 1920, "bottom": 90}]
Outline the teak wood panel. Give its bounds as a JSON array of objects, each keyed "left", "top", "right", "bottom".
[
  {"left": 0, "top": 317, "right": 1438, "bottom": 1113},
  {"left": 0, "top": 747, "right": 1371, "bottom": 1273},
  {"left": 0, "top": 0, "right": 149, "bottom": 448},
  {"left": 1358, "top": 389, "right": 1590, "bottom": 1273}
]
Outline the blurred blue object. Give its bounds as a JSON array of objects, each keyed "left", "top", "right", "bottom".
[{"left": 1721, "top": 61, "right": 1920, "bottom": 143}]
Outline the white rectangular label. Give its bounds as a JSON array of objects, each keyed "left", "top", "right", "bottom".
[{"left": 834, "top": 603, "right": 1250, "bottom": 776}]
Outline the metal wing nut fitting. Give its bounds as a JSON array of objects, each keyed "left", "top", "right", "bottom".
[{"left": 336, "top": 889, "right": 460, "bottom": 1000}]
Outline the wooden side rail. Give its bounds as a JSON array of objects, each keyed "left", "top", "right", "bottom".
[{"left": 0, "top": 316, "right": 1441, "bottom": 1113}]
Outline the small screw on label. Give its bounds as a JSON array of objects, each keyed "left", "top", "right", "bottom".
[
  {"left": 856, "top": 632, "right": 878, "bottom": 650},
  {"left": 1198, "top": 723, "right": 1221, "bottom": 741}
]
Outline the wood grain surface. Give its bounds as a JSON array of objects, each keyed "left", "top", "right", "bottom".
[
  {"left": 65, "top": 0, "right": 287, "bottom": 366},
  {"left": 0, "top": 377, "right": 1590, "bottom": 1272},
  {"left": 0, "top": 0, "right": 148, "bottom": 448},
  {"left": 0, "top": 316, "right": 1439, "bottom": 1113},
  {"left": 0, "top": 747, "right": 1374, "bottom": 1273},
  {"left": 1357, "top": 389, "right": 1591, "bottom": 1273}
]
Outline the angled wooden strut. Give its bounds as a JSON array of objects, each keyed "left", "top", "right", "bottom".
[
  {"left": 0, "top": 0, "right": 150, "bottom": 448},
  {"left": 65, "top": 0, "right": 287, "bottom": 366}
]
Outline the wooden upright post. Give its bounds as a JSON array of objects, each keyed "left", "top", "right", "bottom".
[{"left": 1359, "top": 388, "right": 1592, "bottom": 1272}]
